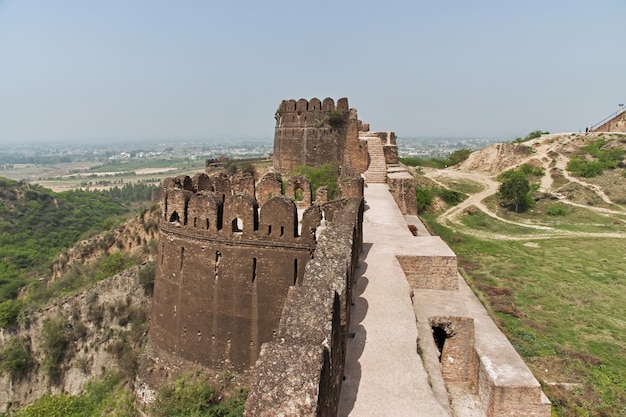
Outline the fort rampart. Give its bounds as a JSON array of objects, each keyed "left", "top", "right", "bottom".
[
  {"left": 143, "top": 97, "right": 549, "bottom": 416},
  {"left": 148, "top": 171, "right": 363, "bottom": 379},
  {"left": 273, "top": 98, "right": 369, "bottom": 174},
  {"left": 245, "top": 198, "right": 363, "bottom": 416}
]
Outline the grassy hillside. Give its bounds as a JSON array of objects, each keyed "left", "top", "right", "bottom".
[
  {"left": 0, "top": 177, "right": 154, "bottom": 302},
  {"left": 419, "top": 132, "right": 626, "bottom": 416},
  {"left": 426, "top": 217, "right": 626, "bottom": 416}
]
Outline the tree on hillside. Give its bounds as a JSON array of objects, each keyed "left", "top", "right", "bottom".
[
  {"left": 498, "top": 171, "right": 531, "bottom": 212},
  {"left": 446, "top": 148, "right": 472, "bottom": 166}
]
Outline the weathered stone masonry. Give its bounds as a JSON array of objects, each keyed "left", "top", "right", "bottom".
[
  {"left": 245, "top": 198, "right": 363, "bottom": 416},
  {"left": 146, "top": 97, "right": 550, "bottom": 416},
  {"left": 273, "top": 97, "right": 369, "bottom": 174},
  {"left": 150, "top": 172, "right": 322, "bottom": 372},
  {"left": 149, "top": 171, "right": 364, "bottom": 380}
]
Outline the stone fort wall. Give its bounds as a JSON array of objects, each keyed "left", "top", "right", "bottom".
[
  {"left": 148, "top": 171, "right": 363, "bottom": 376},
  {"left": 245, "top": 197, "right": 363, "bottom": 416},
  {"left": 273, "top": 97, "right": 369, "bottom": 174}
]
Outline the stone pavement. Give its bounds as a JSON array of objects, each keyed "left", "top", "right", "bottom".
[{"left": 338, "top": 183, "right": 449, "bottom": 417}]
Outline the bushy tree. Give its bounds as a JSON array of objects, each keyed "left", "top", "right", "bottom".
[
  {"left": 546, "top": 203, "right": 568, "bottom": 216},
  {"left": 498, "top": 171, "right": 531, "bottom": 212},
  {"left": 40, "top": 318, "right": 71, "bottom": 381},
  {"left": 327, "top": 110, "right": 345, "bottom": 129},
  {"left": 513, "top": 130, "right": 547, "bottom": 143},
  {"left": 446, "top": 149, "right": 472, "bottom": 166},
  {"left": 0, "top": 298, "right": 22, "bottom": 327},
  {"left": 0, "top": 336, "right": 35, "bottom": 381},
  {"left": 415, "top": 188, "right": 434, "bottom": 212}
]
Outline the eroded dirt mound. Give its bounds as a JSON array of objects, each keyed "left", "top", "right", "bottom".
[{"left": 457, "top": 142, "right": 535, "bottom": 174}]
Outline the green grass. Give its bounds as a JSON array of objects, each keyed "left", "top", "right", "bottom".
[
  {"left": 422, "top": 214, "right": 626, "bottom": 416},
  {"left": 459, "top": 208, "right": 545, "bottom": 236},
  {"left": 479, "top": 193, "right": 626, "bottom": 234},
  {"left": 151, "top": 371, "right": 246, "bottom": 417},
  {"left": 8, "top": 374, "right": 136, "bottom": 417},
  {"left": 437, "top": 178, "right": 485, "bottom": 195}
]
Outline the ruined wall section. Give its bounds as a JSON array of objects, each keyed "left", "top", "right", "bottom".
[
  {"left": 149, "top": 173, "right": 322, "bottom": 373},
  {"left": 273, "top": 98, "right": 368, "bottom": 174},
  {"left": 245, "top": 198, "right": 363, "bottom": 416},
  {"left": 593, "top": 110, "right": 626, "bottom": 132}
]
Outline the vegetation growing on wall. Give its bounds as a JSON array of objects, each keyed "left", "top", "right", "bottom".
[
  {"left": 293, "top": 163, "right": 339, "bottom": 200},
  {"left": 327, "top": 110, "right": 345, "bottom": 129}
]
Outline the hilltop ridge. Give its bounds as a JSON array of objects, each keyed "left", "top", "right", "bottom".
[{"left": 422, "top": 132, "right": 626, "bottom": 240}]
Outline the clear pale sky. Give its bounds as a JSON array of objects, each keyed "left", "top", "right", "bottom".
[{"left": 0, "top": 1, "right": 624, "bottom": 144}]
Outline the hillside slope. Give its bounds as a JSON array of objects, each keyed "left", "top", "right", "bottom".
[
  {"left": 420, "top": 131, "right": 626, "bottom": 416},
  {"left": 0, "top": 179, "right": 160, "bottom": 412},
  {"left": 0, "top": 265, "right": 153, "bottom": 412},
  {"left": 433, "top": 132, "right": 626, "bottom": 236}
]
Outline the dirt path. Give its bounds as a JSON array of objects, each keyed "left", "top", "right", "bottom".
[
  {"left": 427, "top": 169, "right": 551, "bottom": 230},
  {"left": 553, "top": 154, "right": 614, "bottom": 205},
  {"left": 423, "top": 134, "right": 626, "bottom": 240}
]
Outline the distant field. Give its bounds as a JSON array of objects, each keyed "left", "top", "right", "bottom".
[{"left": 0, "top": 158, "right": 207, "bottom": 192}]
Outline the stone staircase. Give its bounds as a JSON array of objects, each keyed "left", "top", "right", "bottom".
[{"left": 362, "top": 136, "right": 387, "bottom": 183}]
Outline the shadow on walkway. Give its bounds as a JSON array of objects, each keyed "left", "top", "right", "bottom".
[{"left": 337, "top": 242, "right": 371, "bottom": 417}]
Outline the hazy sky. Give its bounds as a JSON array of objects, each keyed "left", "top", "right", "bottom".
[{"left": 0, "top": 1, "right": 624, "bottom": 144}]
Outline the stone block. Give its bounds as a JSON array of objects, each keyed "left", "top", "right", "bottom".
[
  {"left": 397, "top": 254, "right": 458, "bottom": 290},
  {"left": 244, "top": 342, "right": 327, "bottom": 417}
]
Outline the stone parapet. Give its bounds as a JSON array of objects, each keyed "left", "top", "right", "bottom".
[
  {"left": 412, "top": 272, "right": 551, "bottom": 416},
  {"left": 396, "top": 236, "right": 458, "bottom": 290},
  {"left": 245, "top": 342, "right": 327, "bottom": 417},
  {"left": 339, "top": 177, "right": 364, "bottom": 199},
  {"left": 245, "top": 198, "right": 363, "bottom": 416}
]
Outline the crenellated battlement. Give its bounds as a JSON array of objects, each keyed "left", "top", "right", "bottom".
[
  {"left": 162, "top": 172, "right": 323, "bottom": 246},
  {"left": 273, "top": 97, "right": 369, "bottom": 173},
  {"left": 141, "top": 98, "right": 551, "bottom": 417},
  {"left": 275, "top": 97, "right": 353, "bottom": 129}
]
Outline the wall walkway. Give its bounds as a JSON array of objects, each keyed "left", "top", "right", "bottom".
[
  {"left": 338, "top": 184, "right": 449, "bottom": 416},
  {"left": 338, "top": 183, "right": 550, "bottom": 417}
]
